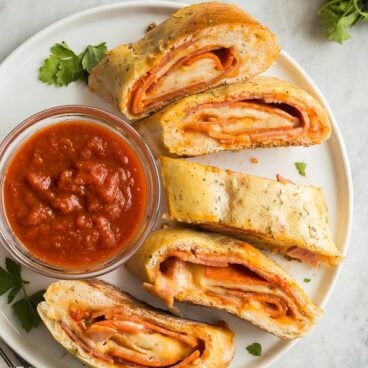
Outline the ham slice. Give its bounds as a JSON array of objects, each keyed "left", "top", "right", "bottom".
[
  {"left": 39, "top": 280, "right": 235, "bottom": 368},
  {"left": 157, "top": 254, "right": 292, "bottom": 320},
  {"left": 135, "top": 76, "right": 332, "bottom": 157},
  {"left": 61, "top": 305, "right": 201, "bottom": 367},
  {"left": 287, "top": 247, "right": 321, "bottom": 268},
  {"left": 129, "top": 46, "right": 238, "bottom": 116},
  {"left": 84, "top": 324, "right": 116, "bottom": 343},
  {"left": 127, "top": 228, "right": 324, "bottom": 339},
  {"left": 61, "top": 322, "right": 114, "bottom": 364}
]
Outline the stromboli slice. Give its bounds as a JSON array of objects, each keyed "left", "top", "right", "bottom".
[
  {"left": 160, "top": 157, "right": 343, "bottom": 267},
  {"left": 127, "top": 228, "right": 323, "bottom": 339},
  {"left": 136, "top": 77, "right": 332, "bottom": 156},
  {"left": 88, "top": 2, "right": 279, "bottom": 120},
  {"left": 37, "top": 280, "right": 234, "bottom": 368}
]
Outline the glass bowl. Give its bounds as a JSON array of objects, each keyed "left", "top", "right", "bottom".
[{"left": 0, "top": 105, "right": 161, "bottom": 278}]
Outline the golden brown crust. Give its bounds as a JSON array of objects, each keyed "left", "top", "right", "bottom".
[
  {"left": 159, "top": 157, "right": 343, "bottom": 267},
  {"left": 88, "top": 3, "right": 279, "bottom": 120},
  {"left": 136, "top": 76, "right": 332, "bottom": 157},
  {"left": 138, "top": 2, "right": 270, "bottom": 43},
  {"left": 38, "top": 279, "right": 235, "bottom": 368}
]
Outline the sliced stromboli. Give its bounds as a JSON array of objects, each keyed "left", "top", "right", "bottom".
[
  {"left": 160, "top": 157, "right": 343, "bottom": 267},
  {"left": 127, "top": 228, "right": 323, "bottom": 339},
  {"left": 37, "top": 280, "right": 234, "bottom": 368},
  {"left": 88, "top": 2, "right": 279, "bottom": 120},
  {"left": 136, "top": 77, "right": 331, "bottom": 156}
]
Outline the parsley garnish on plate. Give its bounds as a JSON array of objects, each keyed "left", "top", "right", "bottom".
[
  {"left": 319, "top": 0, "right": 368, "bottom": 43},
  {"left": 39, "top": 42, "right": 107, "bottom": 86},
  {"left": 294, "top": 162, "right": 307, "bottom": 177},
  {"left": 304, "top": 278, "right": 312, "bottom": 283},
  {"left": 0, "top": 257, "right": 45, "bottom": 332},
  {"left": 246, "top": 342, "right": 262, "bottom": 357}
]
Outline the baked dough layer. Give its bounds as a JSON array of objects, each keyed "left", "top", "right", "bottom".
[
  {"left": 137, "top": 77, "right": 331, "bottom": 156},
  {"left": 160, "top": 157, "right": 342, "bottom": 267},
  {"left": 89, "top": 3, "right": 279, "bottom": 120},
  {"left": 38, "top": 279, "right": 234, "bottom": 368},
  {"left": 127, "top": 227, "right": 323, "bottom": 339}
]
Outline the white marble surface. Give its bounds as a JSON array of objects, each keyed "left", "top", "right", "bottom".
[{"left": 0, "top": 0, "right": 367, "bottom": 367}]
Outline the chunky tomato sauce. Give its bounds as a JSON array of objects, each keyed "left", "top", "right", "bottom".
[{"left": 3, "top": 121, "right": 147, "bottom": 268}]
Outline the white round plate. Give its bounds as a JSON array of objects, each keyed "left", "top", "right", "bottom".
[{"left": 0, "top": 2, "right": 352, "bottom": 368}]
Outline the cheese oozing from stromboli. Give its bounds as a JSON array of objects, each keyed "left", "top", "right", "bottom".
[{"left": 127, "top": 228, "right": 324, "bottom": 339}]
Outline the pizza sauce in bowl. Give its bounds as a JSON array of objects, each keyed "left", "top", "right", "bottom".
[{"left": 0, "top": 106, "right": 160, "bottom": 278}]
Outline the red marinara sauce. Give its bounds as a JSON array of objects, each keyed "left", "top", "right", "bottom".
[{"left": 3, "top": 121, "right": 147, "bottom": 268}]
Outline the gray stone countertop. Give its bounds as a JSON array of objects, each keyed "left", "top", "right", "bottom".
[{"left": 0, "top": 0, "right": 367, "bottom": 367}]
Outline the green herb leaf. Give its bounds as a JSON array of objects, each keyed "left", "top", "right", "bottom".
[
  {"left": 7, "top": 284, "right": 22, "bottom": 304},
  {"left": 41, "top": 42, "right": 82, "bottom": 86},
  {"left": 11, "top": 290, "right": 45, "bottom": 332},
  {"left": 246, "top": 342, "right": 262, "bottom": 357},
  {"left": 295, "top": 162, "right": 307, "bottom": 177},
  {"left": 354, "top": 0, "right": 368, "bottom": 15},
  {"left": 12, "top": 299, "right": 37, "bottom": 332},
  {"left": 50, "top": 42, "right": 76, "bottom": 59},
  {"left": 0, "top": 258, "right": 45, "bottom": 332},
  {"left": 319, "top": 0, "right": 368, "bottom": 43},
  {"left": 30, "top": 289, "right": 46, "bottom": 306},
  {"left": 39, "top": 42, "right": 107, "bottom": 87},
  {"left": 0, "top": 258, "right": 23, "bottom": 298},
  {"left": 39, "top": 55, "right": 60, "bottom": 84},
  {"left": 320, "top": 7, "right": 352, "bottom": 43},
  {"left": 80, "top": 43, "right": 107, "bottom": 74},
  {"left": 304, "top": 278, "right": 312, "bottom": 283},
  {"left": 39, "top": 42, "right": 81, "bottom": 86},
  {"left": 12, "top": 299, "right": 32, "bottom": 332},
  {"left": 55, "top": 55, "right": 84, "bottom": 86},
  {"left": 5, "top": 258, "right": 22, "bottom": 280},
  {"left": 0, "top": 267, "right": 17, "bottom": 295}
]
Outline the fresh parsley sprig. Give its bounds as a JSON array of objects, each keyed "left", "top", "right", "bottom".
[
  {"left": 39, "top": 42, "right": 107, "bottom": 86},
  {"left": 319, "top": 0, "right": 368, "bottom": 43},
  {"left": 0, "top": 257, "right": 45, "bottom": 332}
]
